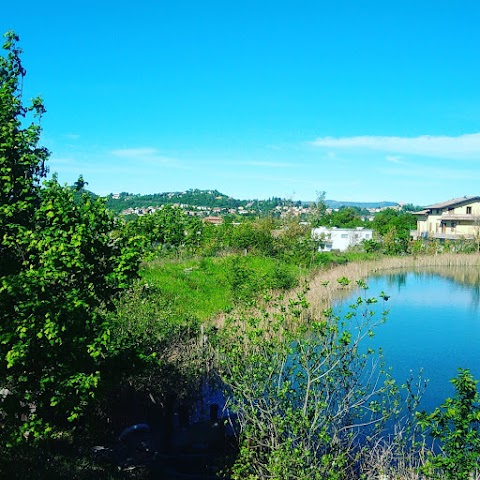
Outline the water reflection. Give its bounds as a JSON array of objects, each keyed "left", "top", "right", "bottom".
[
  {"left": 372, "top": 266, "right": 480, "bottom": 310},
  {"left": 335, "top": 266, "right": 480, "bottom": 413},
  {"left": 383, "top": 272, "right": 407, "bottom": 290}
]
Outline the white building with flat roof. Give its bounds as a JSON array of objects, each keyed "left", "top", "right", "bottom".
[{"left": 312, "top": 226, "right": 373, "bottom": 252}]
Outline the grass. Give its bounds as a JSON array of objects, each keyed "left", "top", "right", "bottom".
[
  {"left": 139, "top": 254, "right": 305, "bottom": 323},
  {"left": 141, "top": 257, "right": 229, "bottom": 322},
  {"left": 139, "top": 251, "right": 480, "bottom": 326}
]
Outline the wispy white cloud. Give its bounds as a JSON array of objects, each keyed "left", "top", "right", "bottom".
[
  {"left": 111, "top": 147, "right": 159, "bottom": 157},
  {"left": 266, "top": 144, "right": 283, "bottom": 151},
  {"left": 382, "top": 164, "right": 480, "bottom": 181},
  {"left": 311, "top": 133, "right": 480, "bottom": 159},
  {"left": 110, "top": 147, "right": 181, "bottom": 166},
  {"left": 243, "top": 161, "right": 297, "bottom": 168},
  {"left": 385, "top": 155, "right": 405, "bottom": 164}
]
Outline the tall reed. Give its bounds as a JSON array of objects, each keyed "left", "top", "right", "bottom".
[{"left": 306, "top": 253, "right": 480, "bottom": 317}]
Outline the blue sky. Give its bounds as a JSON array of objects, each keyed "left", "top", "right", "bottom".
[{"left": 3, "top": 1, "right": 480, "bottom": 205}]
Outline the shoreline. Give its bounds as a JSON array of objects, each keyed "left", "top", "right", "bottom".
[{"left": 305, "top": 253, "right": 480, "bottom": 317}]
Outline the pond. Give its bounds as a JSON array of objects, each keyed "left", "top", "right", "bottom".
[{"left": 337, "top": 266, "right": 480, "bottom": 412}]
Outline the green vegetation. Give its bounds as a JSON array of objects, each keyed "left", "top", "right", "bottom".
[
  {"left": 417, "top": 368, "right": 480, "bottom": 479},
  {"left": 123, "top": 204, "right": 204, "bottom": 255},
  {"left": 216, "top": 283, "right": 430, "bottom": 479},
  {"left": 105, "top": 188, "right": 299, "bottom": 216},
  {"left": 106, "top": 188, "right": 242, "bottom": 214},
  {"left": 141, "top": 255, "right": 302, "bottom": 321},
  {"left": 0, "top": 32, "right": 140, "bottom": 448},
  {"left": 371, "top": 208, "right": 417, "bottom": 254},
  {"left": 1, "top": 32, "right": 479, "bottom": 480},
  {"left": 316, "top": 206, "right": 365, "bottom": 228},
  {"left": 105, "top": 189, "right": 402, "bottom": 218}
]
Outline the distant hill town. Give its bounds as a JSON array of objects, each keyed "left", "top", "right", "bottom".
[{"left": 102, "top": 188, "right": 405, "bottom": 219}]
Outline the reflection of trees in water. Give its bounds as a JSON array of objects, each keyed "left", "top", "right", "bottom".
[
  {"left": 383, "top": 273, "right": 407, "bottom": 290},
  {"left": 339, "top": 265, "right": 480, "bottom": 311},
  {"left": 370, "top": 273, "right": 407, "bottom": 294},
  {"left": 423, "top": 266, "right": 480, "bottom": 311},
  {"left": 385, "top": 266, "right": 480, "bottom": 311},
  {"left": 469, "top": 283, "right": 480, "bottom": 309}
]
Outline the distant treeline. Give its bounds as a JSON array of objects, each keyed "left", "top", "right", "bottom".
[
  {"left": 104, "top": 189, "right": 302, "bottom": 214},
  {"left": 325, "top": 199, "right": 399, "bottom": 209}
]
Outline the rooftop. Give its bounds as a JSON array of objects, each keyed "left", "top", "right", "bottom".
[{"left": 425, "top": 196, "right": 480, "bottom": 209}]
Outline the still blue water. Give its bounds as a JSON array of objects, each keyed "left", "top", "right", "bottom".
[{"left": 337, "top": 269, "right": 480, "bottom": 412}]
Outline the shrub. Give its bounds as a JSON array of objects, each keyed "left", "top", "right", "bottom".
[
  {"left": 417, "top": 369, "right": 480, "bottom": 479},
  {"left": 215, "top": 286, "right": 413, "bottom": 479}
]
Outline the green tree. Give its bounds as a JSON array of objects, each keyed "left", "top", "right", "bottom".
[
  {"left": 417, "top": 369, "right": 480, "bottom": 479},
  {"left": 310, "top": 190, "right": 328, "bottom": 227},
  {"left": 371, "top": 209, "right": 416, "bottom": 254},
  {"left": 0, "top": 33, "right": 140, "bottom": 445},
  {"left": 273, "top": 216, "right": 316, "bottom": 266},
  {"left": 123, "top": 204, "right": 204, "bottom": 255},
  {"left": 319, "top": 207, "right": 364, "bottom": 228},
  {"left": 228, "top": 217, "right": 276, "bottom": 256},
  {"left": 371, "top": 208, "right": 416, "bottom": 238},
  {"left": 0, "top": 176, "right": 140, "bottom": 445},
  {"left": 0, "top": 31, "right": 49, "bottom": 277}
]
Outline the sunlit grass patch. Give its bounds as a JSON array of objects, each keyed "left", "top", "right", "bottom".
[{"left": 140, "top": 255, "right": 305, "bottom": 323}]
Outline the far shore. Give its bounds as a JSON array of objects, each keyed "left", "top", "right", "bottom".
[
  {"left": 306, "top": 253, "right": 480, "bottom": 316},
  {"left": 213, "top": 253, "right": 480, "bottom": 327}
]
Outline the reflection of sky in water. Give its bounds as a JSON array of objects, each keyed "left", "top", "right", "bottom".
[{"left": 336, "top": 270, "right": 480, "bottom": 412}]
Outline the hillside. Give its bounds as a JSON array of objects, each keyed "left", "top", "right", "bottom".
[
  {"left": 103, "top": 189, "right": 399, "bottom": 215},
  {"left": 104, "top": 189, "right": 302, "bottom": 215}
]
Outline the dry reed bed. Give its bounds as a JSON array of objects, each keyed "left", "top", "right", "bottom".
[
  {"left": 213, "top": 253, "right": 480, "bottom": 327},
  {"left": 306, "top": 253, "right": 480, "bottom": 317}
]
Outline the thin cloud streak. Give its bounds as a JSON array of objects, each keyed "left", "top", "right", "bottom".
[
  {"left": 381, "top": 164, "right": 480, "bottom": 181},
  {"left": 312, "top": 133, "right": 480, "bottom": 159},
  {"left": 109, "top": 147, "right": 182, "bottom": 167},
  {"left": 243, "top": 161, "right": 297, "bottom": 168},
  {"left": 385, "top": 155, "right": 405, "bottom": 164},
  {"left": 111, "top": 148, "right": 159, "bottom": 157}
]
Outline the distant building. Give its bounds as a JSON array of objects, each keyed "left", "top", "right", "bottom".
[
  {"left": 312, "top": 226, "right": 374, "bottom": 252},
  {"left": 202, "top": 216, "right": 223, "bottom": 225}
]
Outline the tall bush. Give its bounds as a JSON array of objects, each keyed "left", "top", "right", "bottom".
[
  {"left": 216, "top": 284, "right": 410, "bottom": 479},
  {"left": 417, "top": 369, "right": 480, "bottom": 479},
  {"left": 0, "top": 32, "right": 139, "bottom": 445}
]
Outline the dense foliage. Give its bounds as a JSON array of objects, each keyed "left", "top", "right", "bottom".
[
  {"left": 0, "top": 32, "right": 139, "bottom": 446},
  {"left": 105, "top": 188, "right": 298, "bottom": 215},
  {"left": 0, "top": 31, "right": 49, "bottom": 278},
  {"left": 371, "top": 208, "right": 417, "bottom": 254},
  {"left": 316, "top": 206, "right": 365, "bottom": 228},
  {"left": 417, "top": 369, "right": 480, "bottom": 479},
  {"left": 123, "top": 204, "right": 204, "bottom": 255},
  {"left": 217, "top": 283, "right": 422, "bottom": 479}
]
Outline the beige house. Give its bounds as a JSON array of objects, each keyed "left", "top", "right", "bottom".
[{"left": 412, "top": 196, "right": 480, "bottom": 240}]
